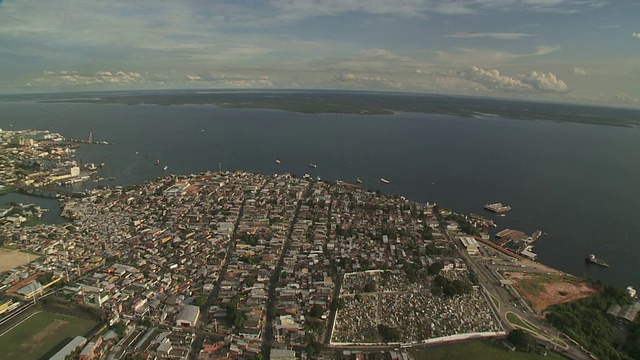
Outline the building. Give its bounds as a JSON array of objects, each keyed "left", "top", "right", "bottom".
[
  {"left": 49, "top": 336, "right": 87, "bottom": 360},
  {"left": 271, "top": 348, "right": 296, "bottom": 360},
  {"left": 459, "top": 236, "right": 479, "bottom": 255},
  {"left": 176, "top": 304, "right": 200, "bottom": 327}
]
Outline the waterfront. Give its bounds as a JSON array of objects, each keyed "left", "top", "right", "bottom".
[{"left": 1, "top": 98, "right": 639, "bottom": 289}]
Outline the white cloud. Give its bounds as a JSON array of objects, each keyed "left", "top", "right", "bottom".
[
  {"left": 333, "top": 72, "right": 402, "bottom": 89},
  {"left": 633, "top": 33, "right": 640, "bottom": 39},
  {"left": 446, "top": 32, "right": 533, "bottom": 40},
  {"left": 519, "top": 71, "right": 568, "bottom": 92},
  {"left": 460, "top": 66, "right": 568, "bottom": 93},
  {"left": 36, "top": 70, "right": 149, "bottom": 86},
  {"left": 573, "top": 67, "right": 587, "bottom": 75},
  {"left": 185, "top": 72, "right": 274, "bottom": 87}
]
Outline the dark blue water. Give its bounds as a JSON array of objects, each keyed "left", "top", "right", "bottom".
[{"left": 1, "top": 100, "right": 639, "bottom": 290}]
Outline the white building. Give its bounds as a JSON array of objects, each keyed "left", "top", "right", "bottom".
[
  {"left": 459, "top": 236, "right": 479, "bottom": 255},
  {"left": 176, "top": 304, "right": 200, "bottom": 327}
]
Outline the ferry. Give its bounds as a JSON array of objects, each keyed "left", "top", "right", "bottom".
[
  {"left": 379, "top": 178, "right": 390, "bottom": 184},
  {"left": 484, "top": 202, "right": 512, "bottom": 213}
]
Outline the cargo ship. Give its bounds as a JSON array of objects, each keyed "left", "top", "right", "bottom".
[
  {"left": 484, "top": 202, "right": 512, "bottom": 213},
  {"left": 585, "top": 254, "right": 609, "bottom": 268}
]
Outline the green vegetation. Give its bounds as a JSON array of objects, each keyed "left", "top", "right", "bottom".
[
  {"left": 410, "top": 340, "right": 565, "bottom": 360},
  {"left": 377, "top": 324, "right": 401, "bottom": 342},
  {"left": 545, "top": 282, "right": 633, "bottom": 359},
  {"left": 40, "top": 90, "right": 640, "bottom": 128},
  {"left": 445, "top": 213, "right": 480, "bottom": 236},
  {"left": 507, "top": 329, "right": 536, "bottom": 350},
  {"left": 0, "top": 186, "right": 16, "bottom": 195},
  {"left": 225, "top": 302, "right": 248, "bottom": 329},
  {"left": 431, "top": 275, "right": 473, "bottom": 297},
  {"left": 0, "top": 312, "right": 97, "bottom": 360}
]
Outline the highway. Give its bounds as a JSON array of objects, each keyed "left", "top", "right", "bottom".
[{"left": 447, "top": 232, "right": 594, "bottom": 360}]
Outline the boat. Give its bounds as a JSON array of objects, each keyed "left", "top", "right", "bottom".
[
  {"left": 484, "top": 202, "right": 512, "bottom": 213},
  {"left": 379, "top": 178, "right": 390, "bottom": 184},
  {"left": 628, "top": 286, "right": 637, "bottom": 299},
  {"left": 309, "top": 163, "right": 317, "bottom": 168},
  {"left": 155, "top": 159, "right": 160, "bottom": 165},
  {"left": 163, "top": 166, "right": 168, "bottom": 171},
  {"left": 275, "top": 159, "right": 282, "bottom": 164},
  {"left": 585, "top": 254, "right": 609, "bottom": 268},
  {"left": 356, "top": 177, "right": 363, "bottom": 184}
]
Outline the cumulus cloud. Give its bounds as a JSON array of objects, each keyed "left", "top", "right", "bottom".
[
  {"left": 572, "top": 67, "right": 587, "bottom": 75},
  {"left": 333, "top": 72, "right": 402, "bottom": 89},
  {"left": 446, "top": 32, "right": 532, "bottom": 40},
  {"left": 633, "top": 33, "right": 640, "bottom": 39},
  {"left": 185, "top": 72, "right": 274, "bottom": 87},
  {"left": 37, "top": 70, "right": 148, "bottom": 86},
  {"left": 460, "top": 66, "right": 568, "bottom": 93}
]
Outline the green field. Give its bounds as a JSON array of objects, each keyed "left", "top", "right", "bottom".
[
  {"left": 0, "top": 311, "right": 97, "bottom": 360},
  {"left": 410, "top": 340, "right": 566, "bottom": 360}
]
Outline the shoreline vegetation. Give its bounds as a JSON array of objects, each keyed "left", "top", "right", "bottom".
[{"left": 2, "top": 90, "right": 640, "bottom": 127}]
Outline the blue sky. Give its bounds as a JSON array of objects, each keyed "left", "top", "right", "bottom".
[{"left": 1, "top": 0, "right": 638, "bottom": 107}]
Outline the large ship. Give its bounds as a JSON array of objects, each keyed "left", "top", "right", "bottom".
[
  {"left": 585, "top": 254, "right": 609, "bottom": 268},
  {"left": 484, "top": 202, "right": 512, "bottom": 213}
]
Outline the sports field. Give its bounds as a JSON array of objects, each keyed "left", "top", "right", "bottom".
[
  {"left": 410, "top": 340, "right": 565, "bottom": 360},
  {"left": 0, "top": 312, "right": 97, "bottom": 360},
  {"left": 0, "top": 248, "right": 39, "bottom": 272}
]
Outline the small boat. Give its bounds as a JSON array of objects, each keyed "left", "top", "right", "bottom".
[
  {"left": 163, "top": 166, "right": 168, "bottom": 171},
  {"left": 155, "top": 159, "right": 160, "bottom": 165},
  {"left": 275, "top": 159, "right": 282, "bottom": 164},
  {"left": 356, "top": 177, "right": 363, "bottom": 184},
  {"left": 585, "top": 254, "right": 609, "bottom": 268},
  {"left": 309, "top": 163, "right": 317, "bottom": 168},
  {"left": 380, "top": 178, "right": 390, "bottom": 184},
  {"left": 99, "top": 162, "right": 106, "bottom": 167}
]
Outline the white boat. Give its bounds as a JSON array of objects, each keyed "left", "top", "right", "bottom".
[
  {"left": 275, "top": 159, "right": 282, "bottom": 164},
  {"left": 163, "top": 166, "right": 168, "bottom": 171},
  {"left": 628, "top": 286, "right": 637, "bottom": 299},
  {"left": 309, "top": 163, "right": 317, "bottom": 168},
  {"left": 356, "top": 177, "right": 363, "bottom": 184},
  {"left": 380, "top": 178, "right": 390, "bottom": 184}
]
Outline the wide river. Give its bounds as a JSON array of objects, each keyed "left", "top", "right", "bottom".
[{"left": 1, "top": 100, "right": 639, "bottom": 289}]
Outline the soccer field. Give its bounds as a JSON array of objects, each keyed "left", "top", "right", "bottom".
[{"left": 0, "top": 311, "right": 97, "bottom": 360}]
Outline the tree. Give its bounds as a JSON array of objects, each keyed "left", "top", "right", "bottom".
[
  {"left": 507, "top": 329, "right": 535, "bottom": 351},
  {"left": 195, "top": 295, "right": 208, "bottom": 308},
  {"left": 377, "top": 324, "right": 401, "bottom": 342},
  {"left": 308, "top": 304, "right": 324, "bottom": 318},
  {"left": 363, "top": 282, "right": 377, "bottom": 293}
]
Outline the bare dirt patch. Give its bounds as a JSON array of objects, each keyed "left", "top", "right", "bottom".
[
  {"left": 503, "top": 272, "right": 598, "bottom": 312},
  {"left": 19, "top": 319, "right": 69, "bottom": 350},
  {"left": 0, "top": 249, "right": 39, "bottom": 272}
]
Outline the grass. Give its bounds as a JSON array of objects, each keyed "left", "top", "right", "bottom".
[
  {"left": 0, "top": 311, "right": 97, "bottom": 360},
  {"left": 489, "top": 293, "right": 500, "bottom": 310},
  {"left": 506, "top": 312, "right": 568, "bottom": 349},
  {"left": 410, "top": 340, "right": 566, "bottom": 360}
]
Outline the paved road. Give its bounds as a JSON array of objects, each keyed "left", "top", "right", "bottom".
[{"left": 447, "top": 232, "right": 593, "bottom": 360}]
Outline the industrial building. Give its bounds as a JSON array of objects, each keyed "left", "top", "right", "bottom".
[
  {"left": 459, "top": 236, "right": 479, "bottom": 255},
  {"left": 176, "top": 304, "right": 200, "bottom": 327}
]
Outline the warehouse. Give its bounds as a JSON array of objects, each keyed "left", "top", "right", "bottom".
[{"left": 176, "top": 304, "right": 200, "bottom": 327}]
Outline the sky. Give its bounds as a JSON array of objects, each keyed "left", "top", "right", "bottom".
[{"left": 1, "top": 0, "right": 639, "bottom": 107}]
